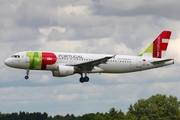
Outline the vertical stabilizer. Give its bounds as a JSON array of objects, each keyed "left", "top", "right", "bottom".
[{"left": 139, "top": 30, "right": 172, "bottom": 58}]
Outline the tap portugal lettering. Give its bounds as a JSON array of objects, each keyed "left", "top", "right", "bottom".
[
  {"left": 58, "top": 54, "right": 83, "bottom": 59},
  {"left": 4, "top": 30, "right": 174, "bottom": 83}
]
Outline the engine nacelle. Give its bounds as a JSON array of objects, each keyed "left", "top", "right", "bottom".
[{"left": 52, "top": 66, "right": 74, "bottom": 77}]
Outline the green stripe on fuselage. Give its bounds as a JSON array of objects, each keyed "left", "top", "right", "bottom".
[{"left": 26, "top": 52, "right": 42, "bottom": 69}]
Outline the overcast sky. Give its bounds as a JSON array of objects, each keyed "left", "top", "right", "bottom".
[{"left": 1, "top": 0, "right": 180, "bottom": 116}]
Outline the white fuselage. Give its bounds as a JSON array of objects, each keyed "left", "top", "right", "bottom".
[{"left": 4, "top": 51, "right": 174, "bottom": 74}]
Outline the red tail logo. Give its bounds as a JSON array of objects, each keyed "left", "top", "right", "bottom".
[{"left": 153, "top": 31, "right": 171, "bottom": 58}]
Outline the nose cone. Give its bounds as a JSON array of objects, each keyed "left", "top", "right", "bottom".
[{"left": 4, "top": 58, "right": 12, "bottom": 67}]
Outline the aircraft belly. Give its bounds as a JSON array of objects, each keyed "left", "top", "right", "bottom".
[
  {"left": 19, "top": 63, "right": 29, "bottom": 69},
  {"left": 99, "top": 63, "right": 134, "bottom": 73},
  {"left": 46, "top": 65, "right": 57, "bottom": 70}
]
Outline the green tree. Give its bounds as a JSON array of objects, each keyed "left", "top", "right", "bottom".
[
  {"left": 107, "top": 107, "right": 118, "bottom": 120},
  {"left": 127, "top": 94, "right": 180, "bottom": 120},
  {"left": 53, "top": 115, "right": 64, "bottom": 120},
  {"left": 125, "top": 112, "right": 138, "bottom": 120},
  {"left": 118, "top": 109, "right": 125, "bottom": 120},
  {"left": 94, "top": 112, "right": 106, "bottom": 120}
]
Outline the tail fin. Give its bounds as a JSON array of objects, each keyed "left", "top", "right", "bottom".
[{"left": 139, "top": 30, "right": 172, "bottom": 58}]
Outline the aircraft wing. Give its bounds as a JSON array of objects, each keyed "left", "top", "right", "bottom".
[{"left": 72, "top": 54, "right": 116, "bottom": 70}]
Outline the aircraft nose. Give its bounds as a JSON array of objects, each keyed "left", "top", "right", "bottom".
[{"left": 4, "top": 58, "right": 12, "bottom": 66}]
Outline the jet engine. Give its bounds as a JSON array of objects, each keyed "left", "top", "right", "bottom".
[{"left": 52, "top": 66, "right": 74, "bottom": 77}]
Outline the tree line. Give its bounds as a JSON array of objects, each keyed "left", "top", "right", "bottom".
[{"left": 1, "top": 94, "right": 180, "bottom": 120}]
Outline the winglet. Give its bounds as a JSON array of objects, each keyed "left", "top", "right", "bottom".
[
  {"left": 112, "top": 54, "right": 116, "bottom": 59},
  {"left": 139, "top": 30, "right": 172, "bottom": 58}
]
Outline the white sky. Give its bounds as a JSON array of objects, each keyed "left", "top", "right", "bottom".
[{"left": 1, "top": 0, "right": 180, "bottom": 116}]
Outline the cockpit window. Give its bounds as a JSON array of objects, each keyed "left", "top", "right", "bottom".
[{"left": 11, "top": 55, "right": 20, "bottom": 58}]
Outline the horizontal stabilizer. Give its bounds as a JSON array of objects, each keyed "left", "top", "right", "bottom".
[{"left": 151, "top": 59, "right": 174, "bottom": 64}]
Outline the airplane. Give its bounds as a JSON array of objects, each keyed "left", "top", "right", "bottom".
[{"left": 4, "top": 30, "right": 174, "bottom": 83}]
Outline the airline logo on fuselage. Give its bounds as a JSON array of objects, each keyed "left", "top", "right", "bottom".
[
  {"left": 26, "top": 52, "right": 57, "bottom": 70},
  {"left": 47, "top": 57, "right": 53, "bottom": 60}
]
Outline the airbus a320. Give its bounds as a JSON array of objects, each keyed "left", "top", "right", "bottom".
[{"left": 4, "top": 31, "right": 174, "bottom": 83}]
